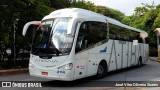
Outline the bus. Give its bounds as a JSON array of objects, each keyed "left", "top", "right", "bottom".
[{"left": 22, "top": 8, "right": 149, "bottom": 81}]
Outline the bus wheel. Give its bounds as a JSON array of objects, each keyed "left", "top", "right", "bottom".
[{"left": 96, "top": 62, "right": 107, "bottom": 79}]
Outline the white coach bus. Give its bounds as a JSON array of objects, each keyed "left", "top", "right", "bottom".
[{"left": 22, "top": 8, "right": 149, "bottom": 81}]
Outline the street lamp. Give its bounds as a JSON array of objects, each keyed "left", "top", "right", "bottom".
[
  {"left": 154, "top": 28, "right": 160, "bottom": 49},
  {"left": 154, "top": 28, "right": 160, "bottom": 60}
]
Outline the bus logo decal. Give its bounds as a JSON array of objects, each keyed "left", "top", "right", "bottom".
[
  {"left": 35, "top": 59, "right": 58, "bottom": 63},
  {"left": 100, "top": 46, "right": 107, "bottom": 53}
]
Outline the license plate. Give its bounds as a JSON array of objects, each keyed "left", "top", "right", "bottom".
[{"left": 41, "top": 72, "right": 48, "bottom": 75}]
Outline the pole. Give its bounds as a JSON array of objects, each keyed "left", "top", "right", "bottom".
[
  {"left": 157, "top": 36, "right": 159, "bottom": 50},
  {"left": 13, "top": 21, "right": 16, "bottom": 62},
  {"left": 13, "top": 19, "right": 18, "bottom": 64},
  {"left": 157, "top": 36, "right": 160, "bottom": 60}
]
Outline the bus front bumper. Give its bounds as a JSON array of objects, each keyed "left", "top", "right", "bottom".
[{"left": 29, "top": 67, "right": 74, "bottom": 81}]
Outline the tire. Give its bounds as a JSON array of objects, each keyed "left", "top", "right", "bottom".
[
  {"left": 96, "top": 62, "right": 107, "bottom": 79},
  {"left": 137, "top": 58, "right": 142, "bottom": 67}
]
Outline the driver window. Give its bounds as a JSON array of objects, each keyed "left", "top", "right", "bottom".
[{"left": 76, "top": 22, "right": 88, "bottom": 53}]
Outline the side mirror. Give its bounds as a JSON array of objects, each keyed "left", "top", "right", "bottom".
[
  {"left": 67, "top": 18, "right": 84, "bottom": 35},
  {"left": 154, "top": 28, "right": 160, "bottom": 36},
  {"left": 140, "top": 32, "right": 148, "bottom": 39},
  {"left": 22, "top": 21, "right": 40, "bottom": 36}
]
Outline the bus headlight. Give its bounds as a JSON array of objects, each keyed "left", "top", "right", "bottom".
[
  {"left": 57, "top": 63, "right": 73, "bottom": 70},
  {"left": 65, "top": 63, "right": 73, "bottom": 70}
]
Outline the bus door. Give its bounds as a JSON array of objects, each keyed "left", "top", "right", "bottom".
[
  {"left": 74, "top": 22, "right": 88, "bottom": 80},
  {"left": 74, "top": 50, "right": 88, "bottom": 80}
]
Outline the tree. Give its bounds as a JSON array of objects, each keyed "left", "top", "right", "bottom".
[
  {"left": 50, "top": 0, "right": 72, "bottom": 9},
  {"left": 0, "top": 0, "right": 51, "bottom": 68},
  {"left": 134, "top": 2, "right": 156, "bottom": 16},
  {"left": 94, "top": 6, "right": 125, "bottom": 21},
  {"left": 122, "top": 3, "right": 160, "bottom": 56},
  {"left": 71, "top": 0, "right": 95, "bottom": 11}
]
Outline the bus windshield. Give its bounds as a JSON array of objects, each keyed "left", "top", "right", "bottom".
[{"left": 32, "top": 17, "right": 74, "bottom": 56}]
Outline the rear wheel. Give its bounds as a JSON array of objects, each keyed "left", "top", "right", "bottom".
[
  {"left": 96, "top": 62, "right": 107, "bottom": 79},
  {"left": 137, "top": 58, "right": 142, "bottom": 67}
]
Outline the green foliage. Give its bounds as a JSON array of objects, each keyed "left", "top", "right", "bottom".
[
  {"left": 71, "top": 2, "right": 125, "bottom": 21},
  {"left": 122, "top": 3, "right": 160, "bottom": 56},
  {"left": 94, "top": 6, "right": 125, "bottom": 21},
  {"left": 71, "top": 1, "right": 95, "bottom": 11},
  {"left": 0, "top": 0, "right": 51, "bottom": 48},
  {"left": 153, "top": 9, "right": 160, "bottom": 29},
  {"left": 50, "top": 0, "right": 72, "bottom": 9}
]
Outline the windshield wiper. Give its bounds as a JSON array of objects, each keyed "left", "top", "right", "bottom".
[{"left": 32, "top": 45, "right": 60, "bottom": 56}]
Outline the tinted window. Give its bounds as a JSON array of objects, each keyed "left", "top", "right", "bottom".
[
  {"left": 76, "top": 21, "right": 107, "bottom": 53},
  {"left": 109, "top": 23, "right": 144, "bottom": 43},
  {"left": 109, "top": 23, "right": 130, "bottom": 41},
  {"left": 88, "top": 22, "right": 107, "bottom": 46}
]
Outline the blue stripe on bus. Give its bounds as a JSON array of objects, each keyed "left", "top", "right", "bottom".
[{"left": 100, "top": 46, "right": 107, "bottom": 52}]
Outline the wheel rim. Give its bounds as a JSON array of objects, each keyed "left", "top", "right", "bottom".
[{"left": 97, "top": 65, "right": 104, "bottom": 75}]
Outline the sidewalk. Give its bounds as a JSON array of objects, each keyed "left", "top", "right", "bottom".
[
  {"left": 149, "top": 57, "right": 160, "bottom": 62},
  {"left": 0, "top": 68, "right": 28, "bottom": 76}
]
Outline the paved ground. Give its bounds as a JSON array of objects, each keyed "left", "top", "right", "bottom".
[
  {"left": 0, "top": 59, "right": 160, "bottom": 90},
  {"left": 149, "top": 57, "right": 160, "bottom": 62}
]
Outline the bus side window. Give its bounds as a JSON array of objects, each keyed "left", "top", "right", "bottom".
[
  {"left": 144, "top": 38, "right": 148, "bottom": 44},
  {"left": 109, "top": 23, "right": 117, "bottom": 40},
  {"left": 138, "top": 37, "right": 143, "bottom": 43},
  {"left": 87, "top": 21, "right": 107, "bottom": 46},
  {"left": 109, "top": 34, "right": 116, "bottom": 39}
]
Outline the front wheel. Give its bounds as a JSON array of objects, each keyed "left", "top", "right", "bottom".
[{"left": 96, "top": 62, "right": 107, "bottom": 79}]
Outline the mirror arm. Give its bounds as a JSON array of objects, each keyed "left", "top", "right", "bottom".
[{"left": 22, "top": 21, "right": 41, "bottom": 36}]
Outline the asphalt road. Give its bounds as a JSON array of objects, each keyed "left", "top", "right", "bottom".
[{"left": 0, "top": 60, "right": 160, "bottom": 90}]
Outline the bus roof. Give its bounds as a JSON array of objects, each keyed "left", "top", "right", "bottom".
[{"left": 42, "top": 8, "right": 146, "bottom": 33}]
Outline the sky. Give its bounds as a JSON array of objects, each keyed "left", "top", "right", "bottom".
[{"left": 85, "top": 0, "right": 160, "bottom": 16}]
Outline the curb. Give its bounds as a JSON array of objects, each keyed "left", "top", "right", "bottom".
[
  {"left": 0, "top": 68, "right": 28, "bottom": 76},
  {"left": 149, "top": 57, "right": 160, "bottom": 62}
]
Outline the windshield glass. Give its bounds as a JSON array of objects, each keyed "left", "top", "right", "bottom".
[{"left": 32, "top": 17, "right": 74, "bottom": 56}]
